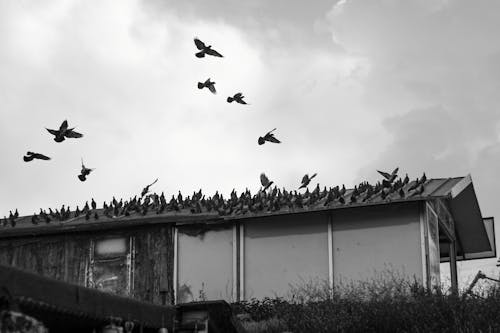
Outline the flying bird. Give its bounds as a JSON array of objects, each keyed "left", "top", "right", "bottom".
[
  {"left": 227, "top": 93, "right": 247, "bottom": 105},
  {"left": 23, "top": 151, "right": 50, "bottom": 162},
  {"left": 46, "top": 120, "right": 83, "bottom": 142},
  {"left": 194, "top": 37, "right": 223, "bottom": 58},
  {"left": 198, "top": 78, "right": 217, "bottom": 94},
  {"left": 258, "top": 128, "right": 281, "bottom": 145},
  {"left": 377, "top": 167, "right": 399, "bottom": 183},
  {"left": 141, "top": 178, "right": 158, "bottom": 197},
  {"left": 260, "top": 173, "right": 274, "bottom": 191},
  {"left": 78, "top": 159, "right": 94, "bottom": 182},
  {"left": 299, "top": 173, "right": 317, "bottom": 189}
]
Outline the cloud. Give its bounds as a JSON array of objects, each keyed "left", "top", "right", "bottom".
[
  {"left": 0, "top": 0, "right": 378, "bottom": 215},
  {"left": 325, "top": 0, "right": 500, "bottom": 280}
]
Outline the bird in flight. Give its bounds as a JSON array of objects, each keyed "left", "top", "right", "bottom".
[
  {"left": 377, "top": 167, "right": 399, "bottom": 183},
  {"left": 23, "top": 151, "right": 50, "bottom": 162},
  {"left": 260, "top": 173, "right": 274, "bottom": 191},
  {"left": 227, "top": 93, "right": 247, "bottom": 104},
  {"left": 141, "top": 178, "right": 158, "bottom": 197},
  {"left": 194, "top": 38, "right": 223, "bottom": 58},
  {"left": 78, "top": 158, "right": 94, "bottom": 182},
  {"left": 299, "top": 173, "right": 317, "bottom": 189},
  {"left": 258, "top": 128, "right": 281, "bottom": 145},
  {"left": 198, "top": 78, "right": 217, "bottom": 94},
  {"left": 46, "top": 120, "right": 83, "bottom": 142}
]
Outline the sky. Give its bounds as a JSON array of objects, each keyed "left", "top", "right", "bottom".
[{"left": 1, "top": 0, "right": 500, "bottom": 288}]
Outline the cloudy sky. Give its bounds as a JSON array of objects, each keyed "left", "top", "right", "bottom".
[{"left": 1, "top": 0, "right": 500, "bottom": 286}]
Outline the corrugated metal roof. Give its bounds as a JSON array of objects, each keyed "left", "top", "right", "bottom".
[{"left": 0, "top": 177, "right": 464, "bottom": 237}]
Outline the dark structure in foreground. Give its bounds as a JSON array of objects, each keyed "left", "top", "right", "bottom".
[
  {"left": 0, "top": 175, "right": 495, "bottom": 305},
  {"left": 0, "top": 264, "right": 243, "bottom": 332}
]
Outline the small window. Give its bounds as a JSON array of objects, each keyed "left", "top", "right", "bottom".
[{"left": 87, "top": 237, "right": 135, "bottom": 296}]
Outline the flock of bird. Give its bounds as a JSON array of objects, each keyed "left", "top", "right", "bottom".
[
  {"left": 3, "top": 38, "right": 429, "bottom": 228},
  {"left": 22, "top": 120, "right": 94, "bottom": 181},
  {"left": 2, "top": 167, "right": 428, "bottom": 228}
]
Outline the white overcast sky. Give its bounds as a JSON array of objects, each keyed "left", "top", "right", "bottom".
[{"left": 1, "top": 0, "right": 500, "bottom": 286}]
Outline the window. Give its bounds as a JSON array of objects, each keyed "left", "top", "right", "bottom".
[{"left": 87, "top": 237, "right": 135, "bottom": 296}]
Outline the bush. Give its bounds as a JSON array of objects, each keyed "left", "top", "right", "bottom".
[{"left": 231, "top": 275, "right": 500, "bottom": 333}]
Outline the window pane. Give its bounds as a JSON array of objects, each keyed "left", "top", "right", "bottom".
[
  {"left": 93, "top": 258, "right": 129, "bottom": 295},
  {"left": 95, "top": 238, "right": 127, "bottom": 257}
]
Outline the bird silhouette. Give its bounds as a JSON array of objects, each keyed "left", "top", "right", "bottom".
[
  {"left": 227, "top": 93, "right": 247, "bottom": 104},
  {"left": 258, "top": 128, "right": 281, "bottom": 145},
  {"left": 377, "top": 168, "right": 399, "bottom": 183},
  {"left": 299, "top": 173, "right": 317, "bottom": 189},
  {"left": 141, "top": 178, "right": 158, "bottom": 197},
  {"left": 23, "top": 152, "right": 50, "bottom": 162},
  {"left": 78, "top": 158, "right": 94, "bottom": 182},
  {"left": 46, "top": 120, "right": 83, "bottom": 142},
  {"left": 260, "top": 173, "right": 274, "bottom": 192},
  {"left": 198, "top": 78, "right": 217, "bottom": 94},
  {"left": 194, "top": 38, "right": 223, "bottom": 58}
]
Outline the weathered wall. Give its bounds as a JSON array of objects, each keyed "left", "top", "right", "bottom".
[
  {"left": 133, "top": 225, "right": 174, "bottom": 304},
  {"left": 0, "top": 224, "right": 174, "bottom": 305},
  {"left": 0, "top": 235, "right": 89, "bottom": 286}
]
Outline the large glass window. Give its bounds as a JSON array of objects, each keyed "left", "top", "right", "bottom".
[{"left": 87, "top": 237, "right": 134, "bottom": 296}]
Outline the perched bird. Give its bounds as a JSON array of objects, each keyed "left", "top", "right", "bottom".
[
  {"left": 299, "top": 173, "right": 317, "bottom": 189},
  {"left": 198, "top": 78, "right": 217, "bottom": 94},
  {"left": 410, "top": 184, "right": 425, "bottom": 197},
  {"left": 78, "top": 158, "right": 94, "bottom": 182},
  {"left": 194, "top": 37, "right": 223, "bottom": 58},
  {"left": 377, "top": 168, "right": 399, "bottom": 183},
  {"left": 23, "top": 152, "right": 51, "bottom": 162},
  {"left": 227, "top": 93, "right": 247, "bottom": 104},
  {"left": 403, "top": 174, "right": 410, "bottom": 185},
  {"left": 91, "top": 198, "right": 97, "bottom": 210},
  {"left": 258, "top": 128, "right": 281, "bottom": 145},
  {"left": 260, "top": 173, "right": 274, "bottom": 192},
  {"left": 141, "top": 178, "right": 159, "bottom": 197},
  {"left": 46, "top": 120, "right": 83, "bottom": 142}
]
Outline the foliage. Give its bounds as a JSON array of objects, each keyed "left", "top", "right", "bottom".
[{"left": 231, "top": 274, "right": 500, "bottom": 333}]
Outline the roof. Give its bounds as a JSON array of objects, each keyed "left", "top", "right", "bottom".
[
  {"left": 0, "top": 174, "right": 493, "bottom": 260},
  {"left": 0, "top": 176, "right": 466, "bottom": 238},
  {"left": 0, "top": 264, "right": 174, "bottom": 330}
]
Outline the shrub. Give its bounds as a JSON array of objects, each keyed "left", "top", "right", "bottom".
[{"left": 231, "top": 274, "right": 500, "bottom": 333}]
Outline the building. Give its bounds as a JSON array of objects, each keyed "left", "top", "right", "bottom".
[{"left": 0, "top": 174, "right": 495, "bottom": 304}]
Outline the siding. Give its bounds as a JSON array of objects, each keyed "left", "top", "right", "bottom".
[{"left": 0, "top": 225, "right": 175, "bottom": 305}]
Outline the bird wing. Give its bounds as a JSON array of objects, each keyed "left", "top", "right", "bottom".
[
  {"left": 260, "top": 173, "right": 269, "bottom": 186},
  {"left": 266, "top": 128, "right": 277, "bottom": 135},
  {"left": 391, "top": 167, "right": 399, "bottom": 177},
  {"left": 266, "top": 134, "right": 281, "bottom": 143},
  {"left": 301, "top": 174, "right": 309, "bottom": 184},
  {"left": 377, "top": 170, "right": 391, "bottom": 180},
  {"left": 208, "top": 84, "right": 216, "bottom": 94},
  {"left": 33, "top": 153, "right": 50, "bottom": 160},
  {"left": 148, "top": 178, "right": 159, "bottom": 187},
  {"left": 205, "top": 48, "right": 223, "bottom": 57},
  {"left": 23, "top": 155, "right": 34, "bottom": 162},
  {"left": 59, "top": 120, "right": 68, "bottom": 131},
  {"left": 234, "top": 92, "right": 243, "bottom": 98},
  {"left": 194, "top": 38, "right": 206, "bottom": 50},
  {"left": 46, "top": 128, "right": 59, "bottom": 135},
  {"left": 65, "top": 129, "right": 83, "bottom": 138},
  {"left": 310, "top": 173, "right": 317, "bottom": 180}
]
